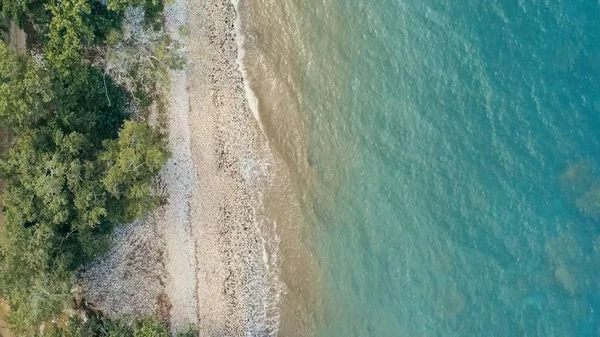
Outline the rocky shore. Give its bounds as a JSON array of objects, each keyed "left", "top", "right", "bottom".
[{"left": 82, "top": 0, "right": 275, "bottom": 335}]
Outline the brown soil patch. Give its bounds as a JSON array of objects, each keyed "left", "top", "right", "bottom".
[{"left": 1, "top": 16, "right": 26, "bottom": 53}]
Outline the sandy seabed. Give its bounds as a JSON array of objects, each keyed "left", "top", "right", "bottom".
[{"left": 82, "top": 0, "right": 275, "bottom": 335}]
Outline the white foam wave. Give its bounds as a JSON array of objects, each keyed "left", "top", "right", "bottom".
[
  {"left": 231, "top": 0, "right": 268, "bottom": 138},
  {"left": 230, "top": 1, "right": 283, "bottom": 335}
]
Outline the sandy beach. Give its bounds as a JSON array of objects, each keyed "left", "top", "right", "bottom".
[
  {"left": 182, "top": 0, "right": 276, "bottom": 332},
  {"left": 83, "top": 0, "right": 276, "bottom": 334}
]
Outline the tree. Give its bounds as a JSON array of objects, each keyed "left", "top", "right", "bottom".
[
  {"left": 102, "top": 6, "right": 183, "bottom": 107},
  {"left": 0, "top": 199, "right": 73, "bottom": 334},
  {"left": 106, "top": 0, "right": 159, "bottom": 14},
  {"left": 0, "top": 46, "right": 167, "bottom": 333},
  {"left": 44, "top": 0, "right": 94, "bottom": 76},
  {"left": 101, "top": 120, "right": 168, "bottom": 223},
  {"left": 0, "top": 43, "right": 53, "bottom": 131},
  {"left": 0, "top": 0, "right": 173, "bottom": 333},
  {"left": 0, "top": 0, "right": 44, "bottom": 25},
  {"left": 0, "top": 127, "right": 111, "bottom": 233}
]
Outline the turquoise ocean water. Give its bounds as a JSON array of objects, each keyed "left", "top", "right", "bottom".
[{"left": 239, "top": 0, "right": 600, "bottom": 336}]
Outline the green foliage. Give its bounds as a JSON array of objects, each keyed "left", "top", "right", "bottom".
[
  {"left": 0, "top": 126, "right": 119, "bottom": 235},
  {"left": 0, "top": 44, "right": 53, "bottom": 131},
  {"left": 0, "top": 0, "right": 176, "bottom": 332},
  {"left": 0, "top": 0, "right": 44, "bottom": 25},
  {"left": 104, "top": 318, "right": 134, "bottom": 337},
  {"left": 0, "top": 213, "right": 72, "bottom": 334},
  {"left": 87, "top": 2, "right": 123, "bottom": 44},
  {"left": 51, "top": 66, "right": 129, "bottom": 144},
  {"left": 106, "top": 0, "right": 159, "bottom": 15},
  {"left": 132, "top": 318, "right": 170, "bottom": 337},
  {"left": 0, "top": 39, "right": 167, "bottom": 332},
  {"left": 44, "top": 0, "right": 94, "bottom": 75},
  {"left": 0, "top": 124, "right": 112, "bottom": 334},
  {"left": 101, "top": 121, "right": 168, "bottom": 223},
  {"left": 45, "top": 317, "right": 104, "bottom": 337},
  {"left": 176, "top": 326, "right": 199, "bottom": 337},
  {"left": 42, "top": 316, "right": 184, "bottom": 337},
  {"left": 105, "top": 28, "right": 123, "bottom": 47},
  {"left": 178, "top": 24, "right": 189, "bottom": 38}
]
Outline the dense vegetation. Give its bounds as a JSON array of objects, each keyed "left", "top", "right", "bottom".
[
  {"left": 44, "top": 316, "right": 197, "bottom": 337},
  {"left": 0, "top": 0, "right": 173, "bottom": 335}
]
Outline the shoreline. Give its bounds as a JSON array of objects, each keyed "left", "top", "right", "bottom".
[
  {"left": 166, "top": 0, "right": 279, "bottom": 334},
  {"left": 83, "top": 0, "right": 281, "bottom": 334},
  {"left": 184, "top": 0, "right": 276, "bottom": 332}
]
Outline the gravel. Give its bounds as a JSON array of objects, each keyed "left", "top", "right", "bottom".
[{"left": 82, "top": 0, "right": 274, "bottom": 334}]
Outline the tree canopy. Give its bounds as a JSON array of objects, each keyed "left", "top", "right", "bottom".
[
  {"left": 0, "top": 0, "right": 43, "bottom": 25},
  {"left": 0, "top": 44, "right": 53, "bottom": 131},
  {"left": 0, "top": 0, "right": 170, "bottom": 332},
  {"left": 101, "top": 120, "right": 169, "bottom": 223}
]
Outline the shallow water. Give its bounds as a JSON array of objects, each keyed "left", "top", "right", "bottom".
[{"left": 239, "top": 0, "right": 600, "bottom": 336}]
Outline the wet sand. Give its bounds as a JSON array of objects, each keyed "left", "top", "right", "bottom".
[{"left": 183, "top": 0, "right": 274, "bottom": 333}]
